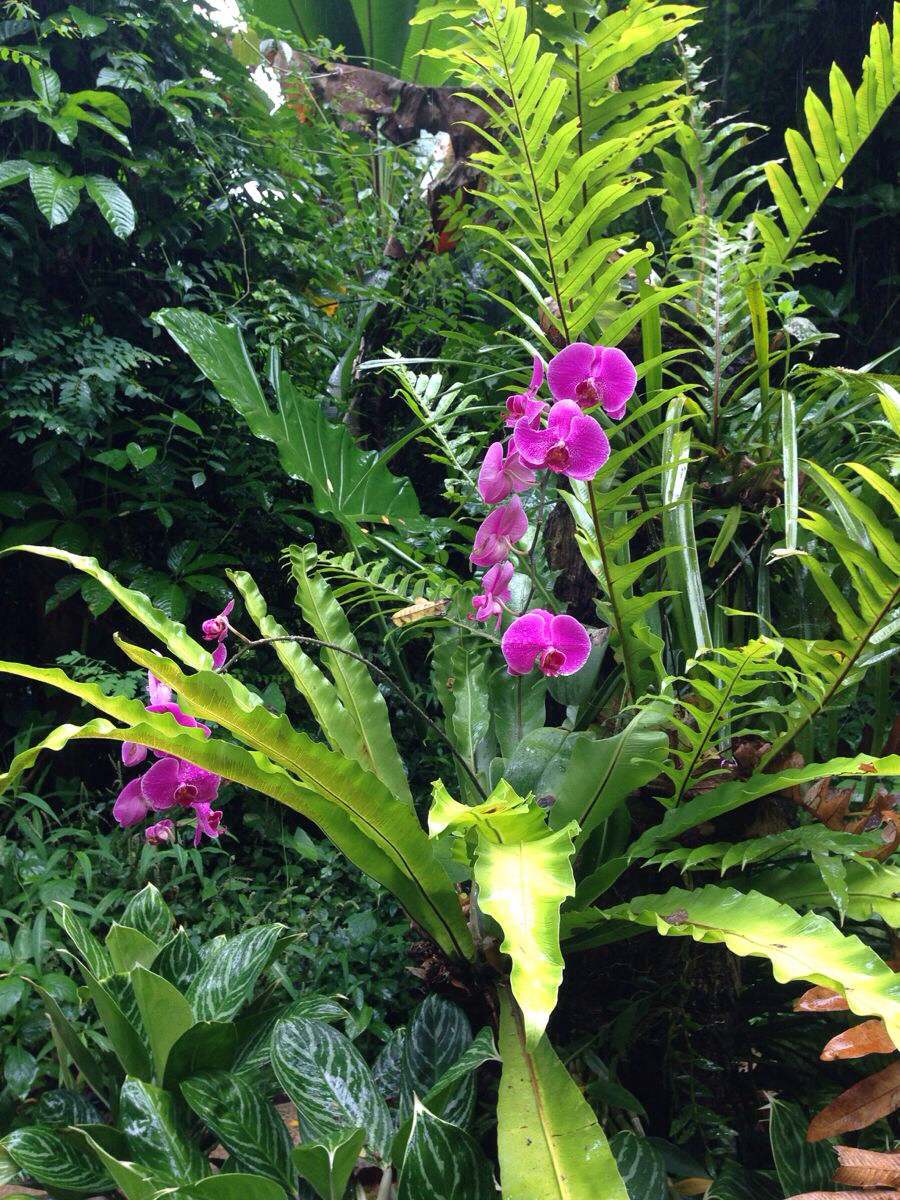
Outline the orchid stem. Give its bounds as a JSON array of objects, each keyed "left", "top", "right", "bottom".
[{"left": 223, "top": 633, "right": 488, "bottom": 800}]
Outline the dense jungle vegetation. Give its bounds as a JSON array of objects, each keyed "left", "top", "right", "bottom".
[{"left": 0, "top": 1, "right": 898, "bottom": 1197}]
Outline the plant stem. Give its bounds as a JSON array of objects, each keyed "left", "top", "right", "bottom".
[{"left": 588, "top": 480, "right": 637, "bottom": 702}]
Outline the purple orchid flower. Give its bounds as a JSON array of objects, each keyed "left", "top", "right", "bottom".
[
  {"left": 122, "top": 669, "right": 202, "bottom": 767},
  {"left": 145, "top": 819, "right": 175, "bottom": 846},
  {"left": 470, "top": 495, "right": 528, "bottom": 567},
  {"left": 501, "top": 608, "right": 591, "bottom": 677},
  {"left": 478, "top": 442, "right": 537, "bottom": 505},
  {"left": 547, "top": 343, "right": 637, "bottom": 420},
  {"left": 113, "top": 756, "right": 220, "bottom": 827},
  {"left": 202, "top": 599, "right": 234, "bottom": 644},
  {"left": 468, "top": 560, "right": 514, "bottom": 629},
  {"left": 505, "top": 356, "right": 547, "bottom": 428},
  {"left": 192, "top": 801, "right": 223, "bottom": 847},
  {"left": 513, "top": 400, "right": 609, "bottom": 480}
]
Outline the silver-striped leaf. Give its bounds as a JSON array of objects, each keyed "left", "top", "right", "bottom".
[
  {"left": 119, "top": 1077, "right": 207, "bottom": 1184},
  {"left": 154, "top": 928, "right": 202, "bottom": 993},
  {"left": 122, "top": 885, "right": 173, "bottom": 942},
  {"left": 163, "top": 1021, "right": 238, "bottom": 1091},
  {"left": 291, "top": 1126, "right": 366, "bottom": 1200},
  {"left": 51, "top": 900, "right": 112, "bottom": 979},
  {"left": 170, "top": 1175, "right": 288, "bottom": 1199},
  {"left": 610, "top": 1131, "right": 668, "bottom": 1200},
  {"left": 186, "top": 925, "right": 283, "bottom": 1022},
  {"left": 397, "top": 1100, "right": 494, "bottom": 1200},
  {"left": 180, "top": 1070, "right": 295, "bottom": 1190},
  {"left": 233, "top": 993, "right": 347, "bottom": 1080},
  {"left": 1, "top": 1127, "right": 112, "bottom": 1195},
  {"left": 399, "top": 996, "right": 473, "bottom": 1125},
  {"left": 271, "top": 1015, "right": 392, "bottom": 1160},
  {"left": 769, "top": 1098, "right": 836, "bottom": 1195}
]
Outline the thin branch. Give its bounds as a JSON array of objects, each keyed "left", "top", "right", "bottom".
[{"left": 223, "top": 633, "right": 488, "bottom": 800}]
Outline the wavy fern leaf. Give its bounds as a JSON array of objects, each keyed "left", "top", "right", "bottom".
[{"left": 759, "top": 3, "right": 899, "bottom": 265}]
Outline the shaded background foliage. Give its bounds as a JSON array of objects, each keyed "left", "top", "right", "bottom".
[{"left": 0, "top": 0, "right": 898, "bottom": 1181}]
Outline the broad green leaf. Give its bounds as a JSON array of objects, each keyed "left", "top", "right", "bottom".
[
  {"left": 119, "top": 1077, "right": 207, "bottom": 1184},
  {"left": 163, "top": 1021, "right": 238, "bottom": 1090},
  {"left": 430, "top": 781, "right": 577, "bottom": 1044},
  {"left": 32, "top": 1090, "right": 100, "bottom": 1128},
  {"left": 84, "top": 173, "right": 135, "bottom": 237},
  {"left": 747, "top": 860, "right": 900, "bottom": 926},
  {"left": 0, "top": 159, "right": 30, "bottom": 189},
  {"left": 271, "top": 1015, "right": 393, "bottom": 1160},
  {"left": 1, "top": 657, "right": 471, "bottom": 962},
  {"left": 73, "top": 1126, "right": 163, "bottom": 1200},
  {"left": 599, "top": 884, "right": 900, "bottom": 1045},
  {"left": 497, "top": 989, "right": 628, "bottom": 1200},
  {"left": 122, "top": 885, "right": 173, "bottom": 942},
  {"left": 2, "top": 1128, "right": 111, "bottom": 1196},
  {"left": 499, "top": 727, "right": 584, "bottom": 803},
  {"left": 768, "top": 1097, "right": 835, "bottom": 1195},
  {"left": 107, "top": 924, "right": 159, "bottom": 974},
  {"left": 181, "top": 1070, "right": 295, "bottom": 1190},
  {"left": 399, "top": 995, "right": 473, "bottom": 1123},
  {"left": 173, "top": 1176, "right": 288, "bottom": 1200},
  {"left": 155, "top": 309, "right": 421, "bottom": 529},
  {"left": 551, "top": 709, "right": 668, "bottom": 846},
  {"left": 609, "top": 1132, "right": 668, "bottom": 1200},
  {"left": 131, "top": 966, "right": 196, "bottom": 1082},
  {"left": 4, "top": 1045, "right": 37, "bottom": 1099},
  {"left": 291, "top": 1127, "right": 365, "bottom": 1200},
  {"left": 81, "top": 964, "right": 152, "bottom": 1080},
  {"left": 28, "top": 165, "right": 82, "bottom": 227},
  {"left": 27, "top": 63, "right": 61, "bottom": 104},
  {"left": 707, "top": 1163, "right": 781, "bottom": 1200},
  {"left": 397, "top": 1100, "right": 495, "bottom": 1200},
  {"left": 3, "top": 545, "right": 212, "bottom": 669},
  {"left": 186, "top": 924, "right": 282, "bottom": 1022}
]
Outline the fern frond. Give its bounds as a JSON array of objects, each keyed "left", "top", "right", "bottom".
[
  {"left": 647, "top": 825, "right": 879, "bottom": 874},
  {"left": 759, "top": 3, "right": 899, "bottom": 266},
  {"left": 311, "top": 546, "right": 457, "bottom": 623}
]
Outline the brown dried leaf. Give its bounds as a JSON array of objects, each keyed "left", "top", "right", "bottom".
[
  {"left": 821, "top": 1020, "right": 898, "bottom": 1060},
  {"left": 807, "top": 1062, "right": 900, "bottom": 1141},
  {"left": 786, "top": 1193, "right": 900, "bottom": 1199},
  {"left": 833, "top": 1144, "right": 900, "bottom": 1186},
  {"left": 795, "top": 985, "right": 850, "bottom": 1012}
]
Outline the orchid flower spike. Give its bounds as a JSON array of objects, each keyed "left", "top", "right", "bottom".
[
  {"left": 501, "top": 608, "right": 591, "bottom": 677},
  {"left": 113, "top": 758, "right": 221, "bottom": 829},
  {"left": 468, "top": 560, "right": 514, "bottom": 629},
  {"left": 505, "top": 355, "right": 547, "bottom": 428},
  {"left": 470, "top": 495, "right": 528, "bottom": 567},
  {"left": 478, "top": 442, "right": 536, "bottom": 505},
  {"left": 514, "top": 400, "right": 609, "bottom": 480},
  {"left": 547, "top": 343, "right": 637, "bottom": 419}
]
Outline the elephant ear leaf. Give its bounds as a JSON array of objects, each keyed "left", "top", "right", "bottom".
[
  {"left": 430, "top": 781, "right": 578, "bottom": 1045},
  {"left": 154, "top": 308, "right": 421, "bottom": 530}
]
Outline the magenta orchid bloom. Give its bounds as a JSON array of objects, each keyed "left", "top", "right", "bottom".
[
  {"left": 192, "top": 801, "right": 223, "bottom": 847},
  {"left": 114, "top": 757, "right": 221, "bottom": 829},
  {"left": 501, "top": 608, "right": 591, "bottom": 677},
  {"left": 202, "top": 599, "right": 233, "bottom": 643},
  {"left": 470, "top": 495, "right": 528, "bottom": 567},
  {"left": 122, "top": 669, "right": 205, "bottom": 767},
  {"left": 547, "top": 343, "right": 636, "bottom": 420},
  {"left": 145, "top": 819, "right": 175, "bottom": 846},
  {"left": 469, "top": 560, "right": 514, "bottom": 629},
  {"left": 505, "top": 356, "right": 547, "bottom": 428},
  {"left": 478, "top": 442, "right": 536, "bottom": 505},
  {"left": 514, "top": 399, "right": 609, "bottom": 480}
]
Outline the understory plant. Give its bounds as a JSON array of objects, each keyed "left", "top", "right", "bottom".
[{"left": 3, "top": 0, "right": 900, "bottom": 1196}]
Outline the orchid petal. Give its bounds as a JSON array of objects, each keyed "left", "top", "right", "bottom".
[
  {"left": 140, "top": 756, "right": 181, "bottom": 811},
  {"left": 121, "top": 741, "right": 148, "bottom": 767},
  {"left": 147, "top": 671, "right": 173, "bottom": 707},
  {"left": 513, "top": 419, "right": 557, "bottom": 468},
  {"left": 212, "top": 643, "right": 227, "bottom": 669},
  {"left": 478, "top": 442, "right": 511, "bottom": 504},
  {"left": 595, "top": 346, "right": 637, "bottom": 417},
  {"left": 113, "top": 778, "right": 149, "bottom": 828},
  {"left": 547, "top": 614, "right": 592, "bottom": 674},
  {"left": 501, "top": 609, "right": 553, "bottom": 675},
  {"left": 559, "top": 413, "right": 610, "bottom": 479},
  {"left": 547, "top": 342, "right": 595, "bottom": 400}
]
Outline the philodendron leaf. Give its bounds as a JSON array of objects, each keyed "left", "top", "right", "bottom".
[
  {"left": 163, "top": 1021, "right": 238, "bottom": 1091},
  {"left": 28, "top": 165, "right": 82, "bottom": 226},
  {"left": 107, "top": 924, "right": 159, "bottom": 974},
  {"left": 51, "top": 900, "right": 113, "bottom": 979},
  {"left": 154, "top": 929, "right": 201, "bottom": 993},
  {"left": 610, "top": 1132, "right": 668, "bottom": 1200},
  {"left": 291, "top": 1127, "right": 366, "bottom": 1200},
  {"left": 119, "top": 1077, "right": 207, "bottom": 1184},
  {"left": 399, "top": 995, "right": 474, "bottom": 1123},
  {"left": 599, "top": 885, "right": 900, "bottom": 1045},
  {"left": 271, "top": 1014, "right": 393, "bottom": 1161},
  {"left": 430, "top": 780, "right": 578, "bottom": 1045},
  {"left": 84, "top": 173, "right": 135, "bottom": 237},
  {"left": 186, "top": 924, "right": 283, "bottom": 1022},
  {"left": 397, "top": 1099, "right": 495, "bottom": 1200},
  {"left": 80, "top": 964, "right": 153, "bottom": 1081},
  {"left": 768, "top": 1098, "right": 836, "bottom": 1195},
  {"left": 131, "top": 966, "right": 196, "bottom": 1082},
  {"left": 180, "top": 1070, "right": 296, "bottom": 1190},
  {"left": 497, "top": 989, "right": 629, "bottom": 1200},
  {"left": 73, "top": 1125, "right": 164, "bottom": 1200},
  {"left": 122, "top": 884, "right": 174, "bottom": 942},
  {"left": 1, "top": 1127, "right": 112, "bottom": 1196}
]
